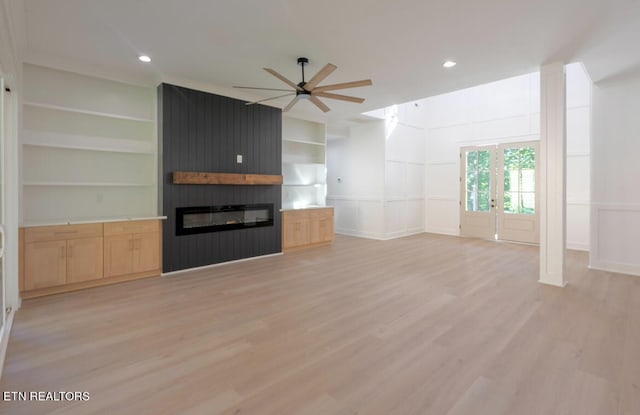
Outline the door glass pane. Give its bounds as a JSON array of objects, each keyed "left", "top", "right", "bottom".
[
  {"left": 478, "top": 150, "right": 490, "bottom": 169},
  {"left": 478, "top": 191, "right": 491, "bottom": 211},
  {"left": 520, "top": 147, "right": 535, "bottom": 168},
  {"left": 503, "top": 146, "right": 535, "bottom": 215},
  {"left": 466, "top": 150, "right": 491, "bottom": 212},
  {"left": 520, "top": 192, "right": 535, "bottom": 214},
  {"left": 503, "top": 191, "right": 517, "bottom": 214},
  {"left": 521, "top": 169, "right": 535, "bottom": 192}
]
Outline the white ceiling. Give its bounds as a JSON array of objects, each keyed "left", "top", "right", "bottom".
[{"left": 20, "top": 0, "right": 640, "bottom": 124}]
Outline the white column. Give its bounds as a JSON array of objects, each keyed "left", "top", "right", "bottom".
[{"left": 539, "top": 63, "right": 567, "bottom": 287}]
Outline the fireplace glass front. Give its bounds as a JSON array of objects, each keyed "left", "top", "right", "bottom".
[{"left": 176, "top": 204, "right": 274, "bottom": 235}]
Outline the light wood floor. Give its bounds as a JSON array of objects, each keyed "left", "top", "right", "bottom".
[{"left": 2, "top": 234, "right": 639, "bottom": 415}]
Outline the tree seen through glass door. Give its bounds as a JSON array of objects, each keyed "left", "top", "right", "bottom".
[
  {"left": 503, "top": 147, "right": 535, "bottom": 214},
  {"left": 466, "top": 150, "right": 491, "bottom": 212}
]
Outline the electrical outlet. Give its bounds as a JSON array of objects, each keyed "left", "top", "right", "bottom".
[{"left": 236, "top": 154, "right": 243, "bottom": 164}]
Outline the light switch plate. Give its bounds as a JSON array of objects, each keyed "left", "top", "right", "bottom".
[{"left": 236, "top": 154, "right": 243, "bottom": 163}]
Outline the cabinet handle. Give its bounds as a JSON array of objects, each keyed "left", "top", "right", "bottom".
[
  {"left": 129, "top": 239, "right": 133, "bottom": 250},
  {"left": 60, "top": 246, "right": 65, "bottom": 259}
]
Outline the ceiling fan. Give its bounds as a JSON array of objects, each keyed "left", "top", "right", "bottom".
[{"left": 233, "top": 57, "right": 372, "bottom": 113}]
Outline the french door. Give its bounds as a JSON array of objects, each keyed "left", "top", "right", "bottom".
[{"left": 460, "top": 142, "right": 539, "bottom": 244}]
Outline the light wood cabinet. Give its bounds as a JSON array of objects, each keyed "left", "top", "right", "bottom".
[
  {"left": 310, "top": 210, "right": 334, "bottom": 244},
  {"left": 21, "top": 219, "right": 162, "bottom": 299},
  {"left": 283, "top": 212, "right": 310, "bottom": 249},
  {"left": 103, "top": 233, "right": 133, "bottom": 277},
  {"left": 134, "top": 232, "right": 161, "bottom": 273},
  {"left": 24, "top": 223, "right": 103, "bottom": 291},
  {"left": 104, "top": 220, "right": 161, "bottom": 278},
  {"left": 282, "top": 207, "right": 334, "bottom": 251},
  {"left": 24, "top": 240, "right": 67, "bottom": 290},
  {"left": 66, "top": 237, "right": 103, "bottom": 284}
]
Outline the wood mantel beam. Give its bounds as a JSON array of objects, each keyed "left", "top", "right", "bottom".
[{"left": 172, "top": 172, "right": 283, "bottom": 185}]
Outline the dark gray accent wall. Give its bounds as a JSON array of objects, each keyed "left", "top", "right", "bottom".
[{"left": 158, "top": 83, "right": 282, "bottom": 272}]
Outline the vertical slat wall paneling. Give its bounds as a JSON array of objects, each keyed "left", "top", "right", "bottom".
[{"left": 158, "top": 84, "right": 282, "bottom": 272}]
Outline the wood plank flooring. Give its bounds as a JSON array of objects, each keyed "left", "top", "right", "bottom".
[{"left": 1, "top": 234, "right": 639, "bottom": 415}]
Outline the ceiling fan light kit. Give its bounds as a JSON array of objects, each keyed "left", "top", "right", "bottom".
[{"left": 234, "top": 57, "right": 372, "bottom": 112}]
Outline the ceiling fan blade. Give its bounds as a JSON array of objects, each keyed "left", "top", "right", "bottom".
[
  {"left": 313, "top": 79, "right": 373, "bottom": 93},
  {"left": 304, "top": 63, "right": 337, "bottom": 91},
  {"left": 245, "top": 93, "right": 295, "bottom": 106},
  {"left": 314, "top": 91, "right": 365, "bottom": 104},
  {"left": 283, "top": 96, "right": 300, "bottom": 112},
  {"left": 309, "top": 96, "right": 330, "bottom": 113},
  {"left": 264, "top": 68, "right": 303, "bottom": 91},
  {"left": 233, "top": 86, "right": 293, "bottom": 92}
]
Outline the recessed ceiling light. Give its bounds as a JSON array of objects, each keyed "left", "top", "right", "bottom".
[
  {"left": 443, "top": 60, "right": 457, "bottom": 68},
  {"left": 138, "top": 55, "right": 151, "bottom": 63}
]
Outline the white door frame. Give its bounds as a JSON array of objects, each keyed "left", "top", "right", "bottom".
[
  {"left": 459, "top": 145, "right": 496, "bottom": 239},
  {"left": 496, "top": 141, "right": 540, "bottom": 244},
  {"left": 0, "top": 73, "right": 5, "bottom": 328},
  {"left": 460, "top": 141, "right": 540, "bottom": 244}
]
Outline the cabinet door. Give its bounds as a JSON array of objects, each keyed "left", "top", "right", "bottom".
[
  {"left": 284, "top": 217, "right": 310, "bottom": 248},
  {"left": 104, "top": 234, "right": 133, "bottom": 278},
  {"left": 66, "top": 237, "right": 103, "bottom": 283},
  {"left": 24, "top": 240, "right": 67, "bottom": 290},
  {"left": 310, "top": 215, "right": 334, "bottom": 244},
  {"left": 132, "top": 232, "right": 160, "bottom": 273}
]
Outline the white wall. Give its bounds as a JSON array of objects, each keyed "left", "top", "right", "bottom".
[
  {"left": 565, "top": 64, "right": 592, "bottom": 251},
  {"left": 384, "top": 107, "right": 426, "bottom": 238},
  {"left": 327, "top": 121, "right": 386, "bottom": 239},
  {"left": 590, "top": 73, "right": 640, "bottom": 276},
  {"left": 423, "top": 72, "right": 540, "bottom": 236},
  {"left": 327, "top": 106, "right": 427, "bottom": 240},
  {"left": 423, "top": 64, "right": 591, "bottom": 250}
]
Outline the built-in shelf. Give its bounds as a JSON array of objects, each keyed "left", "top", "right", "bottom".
[
  {"left": 282, "top": 117, "right": 327, "bottom": 210},
  {"left": 23, "top": 182, "right": 154, "bottom": 187},
  {"left": 282, "top": 162, "right": 325, "bottom": 166},
  {"left": 24, "top": 101, "right": 154, "bottom": 123},
  {"left": 22, "top": 64, "right": 158, "bottom": 223},
  {"left": 283, "top": 138, "right": 326, "bottom": 146},
  {"left": 22, "top": 130, "right": 154, "bottom": 154}
]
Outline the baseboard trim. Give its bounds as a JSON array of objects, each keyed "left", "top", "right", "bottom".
[
  {"left": 334, "top": 230, "right": 385, "bottom": 240},
  {"left": 162, "top": 252, "right": 283, "bottom": 277},
  {"left": 567, "top": 242, "right": 590, "bottom": 252},
  {"left": 538, "top": 279, "right": 569, "bottom": 288},
  {"left": 425, "top": 227, "right": 459, "bottom": 237},
  {"left": 588, "top": 262, "right": 640, "bottom": 277}
]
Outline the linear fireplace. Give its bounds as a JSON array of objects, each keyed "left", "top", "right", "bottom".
[{"left": 176, "top": 204, "right": 274, "bottom": 235}]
